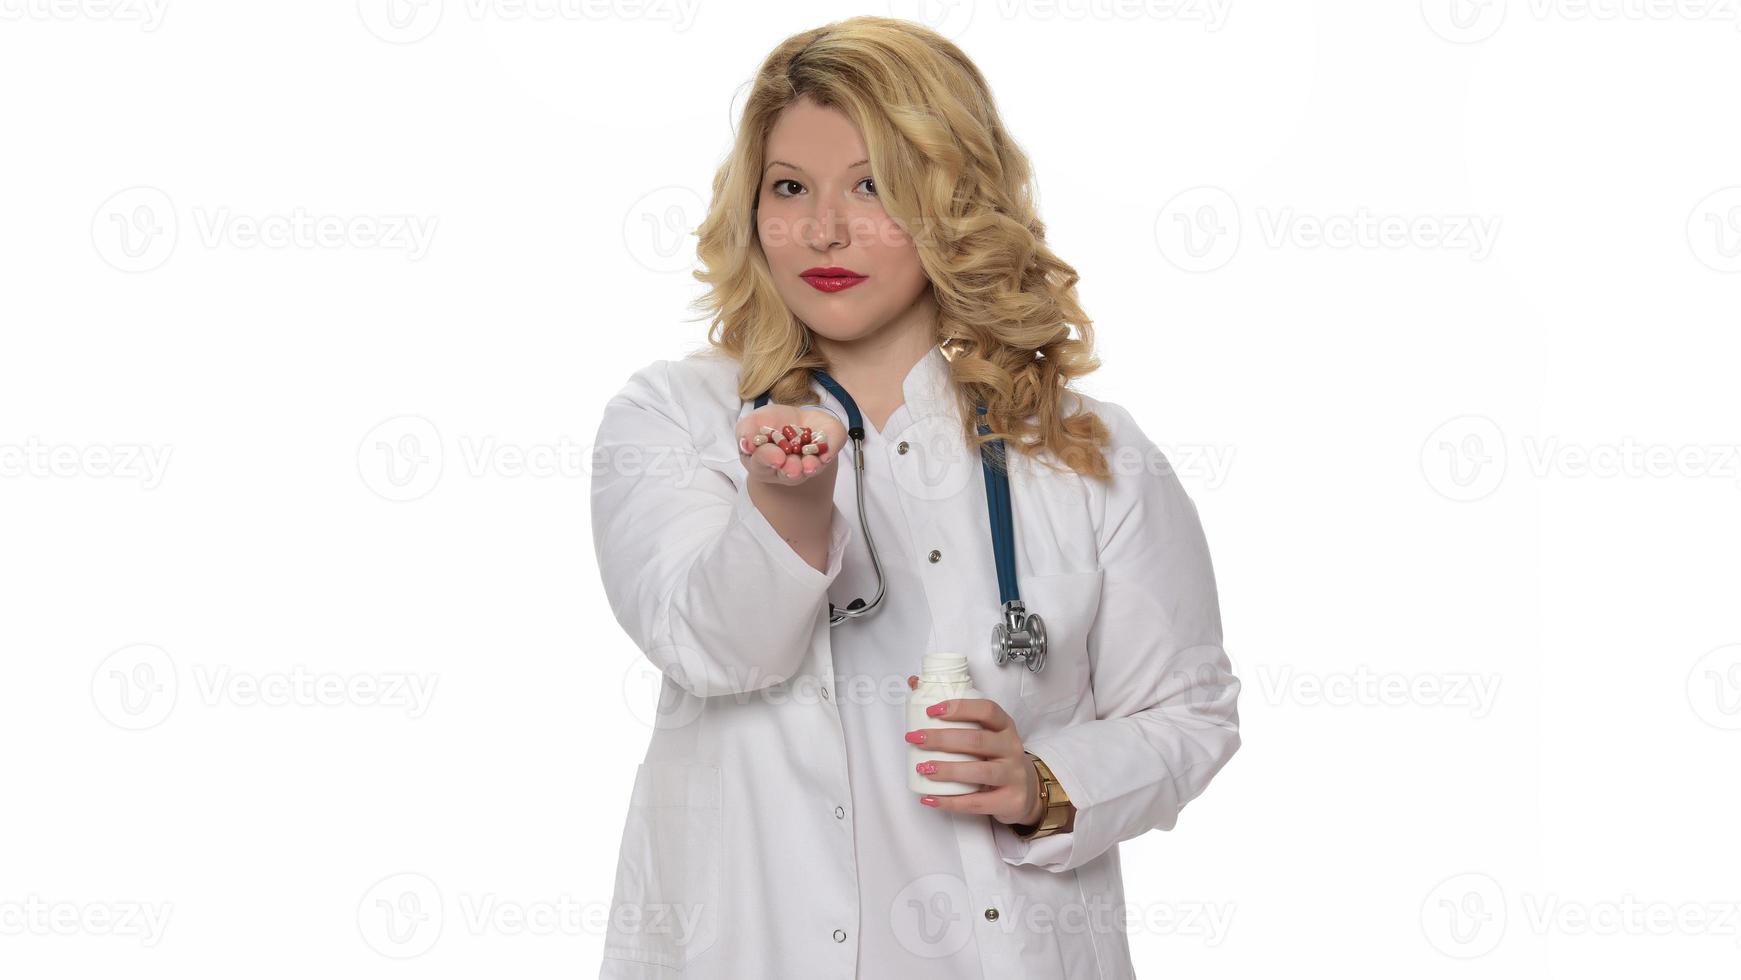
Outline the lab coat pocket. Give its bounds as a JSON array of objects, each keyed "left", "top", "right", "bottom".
[
  {"left": 601, "top": 763, "right": 722, "bottom": 969},
  {"left": 1015, "top": 569, "right": 1103, "bottom": 715}
]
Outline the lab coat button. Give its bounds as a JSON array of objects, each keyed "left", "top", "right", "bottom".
[
  {"left": 834, "top": 805, "right": 846, "bottom": 819},
  {"left": 928, "top": 549, "right": 941, "bottom": 563},
  {"left": 897, "top": 441, "right": 909, "bottom": 454},
  {"left": 984, "top": 907, "right": 999, "bottom": 921},
  {"left": 833, "top": 928, "right": 847, "bottom": 942},
  {"left": 821, "top": 686, "right": 831, "bottom": 700}
]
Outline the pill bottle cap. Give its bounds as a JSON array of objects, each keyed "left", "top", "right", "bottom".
[{"left": 919, "top": 652, "right": 972, "bottom": 686}]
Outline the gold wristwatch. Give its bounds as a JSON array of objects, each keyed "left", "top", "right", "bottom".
[{"left": 1011, "top": 750, "right": 1072, "bottom": 841}]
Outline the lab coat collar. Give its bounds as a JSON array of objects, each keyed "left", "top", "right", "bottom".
[
  {"left": 902, "top": 342, "right": 955, "bottom": 418},
  {"left": 809, "top": 342, "right": 960, "bottom": 438}
]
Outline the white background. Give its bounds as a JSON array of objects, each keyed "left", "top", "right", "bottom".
[{"left": 3, "top": 0, "right": 1738, "bottom": 976}]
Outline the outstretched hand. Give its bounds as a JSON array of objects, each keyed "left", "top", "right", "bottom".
[{"left": 737, "top": 404, "right": 847, "bottom": 486}]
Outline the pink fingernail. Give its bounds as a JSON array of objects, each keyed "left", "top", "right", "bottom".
[{"left": 920, "top": 796, "right": 938, "bottom": 807}]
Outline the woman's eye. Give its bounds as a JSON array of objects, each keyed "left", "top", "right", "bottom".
[{"left": 767, "top": 177, "right": 876, "bottom": 198}]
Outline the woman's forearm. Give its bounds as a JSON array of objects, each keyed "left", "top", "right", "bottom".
[{"left": 747, "top": 470, "right": 839, "bottom": 573}]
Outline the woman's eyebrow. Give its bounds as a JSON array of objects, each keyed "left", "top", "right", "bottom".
[{"left": 764, "top": 158, "right": 871, "bottom": 174}]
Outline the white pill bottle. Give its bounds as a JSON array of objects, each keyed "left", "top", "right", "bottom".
[{"left": 906, "top": 652, "right": 986, "bottom": 795}]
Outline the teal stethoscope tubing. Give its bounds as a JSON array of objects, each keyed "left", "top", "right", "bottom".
[{"left": 751, "top": 369, "right": 1043, "bottom": 672}]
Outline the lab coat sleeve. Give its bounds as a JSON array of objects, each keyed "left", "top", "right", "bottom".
[
  {"left": 993, "top": 402, "right": 1242, "bottom": 873},
  {"left": 590, "top": 359, "right": 854, "bottom": 698}
]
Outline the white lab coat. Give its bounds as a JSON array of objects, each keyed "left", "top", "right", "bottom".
[{"left": 590, "top": 344, "right": 1241, "bottom": 980}]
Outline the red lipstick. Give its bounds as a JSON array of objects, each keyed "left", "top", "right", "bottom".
[{"left": 801, "top": 266, "right": 866, "bottom": 293}]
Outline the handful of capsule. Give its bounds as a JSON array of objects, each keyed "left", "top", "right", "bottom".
[{"left": 748, "top": 423, "right": 830, "bottom": 460}]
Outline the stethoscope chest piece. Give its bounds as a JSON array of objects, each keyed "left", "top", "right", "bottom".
[{"left": 990, "top": 600, "right": 1047, "bottom": 673}]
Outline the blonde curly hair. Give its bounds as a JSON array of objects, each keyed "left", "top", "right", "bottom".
[{"left": 687, "top": 15, "right": 1111, "bottom": 480}]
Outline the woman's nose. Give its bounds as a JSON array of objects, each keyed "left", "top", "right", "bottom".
[{"left": 806, "top": 204, "right": 847, "bottom": 250}]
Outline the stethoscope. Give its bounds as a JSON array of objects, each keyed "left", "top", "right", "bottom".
[{"left": 752, "top": 367, "right": 1048, "bottom": 673}]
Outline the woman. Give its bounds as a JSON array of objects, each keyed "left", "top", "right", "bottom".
[{"left": 590, "top": 16, "right": 1241, "bottom": 980}]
